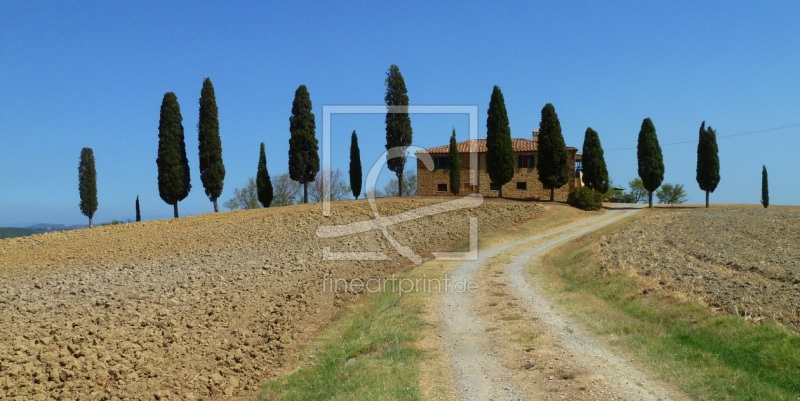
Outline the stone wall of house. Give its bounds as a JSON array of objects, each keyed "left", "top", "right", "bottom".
[
  {"left": 417, "top": 151, "right": 578, "bottom": 201},
  {"left": 416, "top": 154, "right": 476, "bottom": 196}
]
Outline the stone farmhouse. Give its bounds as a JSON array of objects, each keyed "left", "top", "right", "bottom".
[{"left": 415, "top": 131, "right": 583, "bottom": 201}]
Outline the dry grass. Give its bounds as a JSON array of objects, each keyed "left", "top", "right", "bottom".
[{"left": 537, "top": 211, "right": 800, "bottom": 400}]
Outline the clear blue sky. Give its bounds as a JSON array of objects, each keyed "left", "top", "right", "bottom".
[{"left": 2, "top": 1, "right": 798, "bottom": 226}]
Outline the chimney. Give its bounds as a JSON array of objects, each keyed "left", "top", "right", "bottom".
[{"left": 532, "top": 129, "right": 539, "bottom": 142}]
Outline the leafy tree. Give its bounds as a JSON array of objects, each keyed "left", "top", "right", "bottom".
[
  {"left": 157, "top": 92, "right": 191, "bottom": 218},
  {"left": 257, "top": 142, "right": 273, "bottom": 207},
  {"left": 273, "top": 173, "right": 302, "bottom": 206},
  {"left": 309, "top": 168, "right": 351, "bottom": 202},
  {"left": 581, "top": 127, "right": 609, "bottom": 194},
  {"left": 449, "top": 129, "right": 461, "bottom": 195},
  {"left": 626, "top": 178, "right": 648, "bottom": 204},
  {"left": 198, "top": 77, "right": 226, "bottom": 212},
  {"left": 656, "top": 183, "right": 688, "bottom": 205},
  {"left": 379, "top": 170, "right": 418, "bottom": 197},
  {"left": 762, "top": 165, "right": 769, "bottom": 208},
  {"left": 385, "top": 65, "right": 413, "bottom": 196},
  {"left": 223, "top": 178, "right": 259, "bottom": 210},
  {"left": 288, "top": 85, "right": 319, "bottom": 204},
  {"left": 537, "top": 103, "right": 570, "bottom": 201},
  {"left": 78, "top": 147, "right": 98, "bottom": 228},
  {"left": 636, "top": 117, "right": 664, "bottom": 208},
  {"left": 696, "top": 121, "right": 720, "bottom": 208},
  {"left": 349, "top": 131, "right": 362, "bottom": 199},
  {"left": 485, "top": 85, "right": 514, "bottom": 197},
  {"left": 135, "top": 196, "right": 141, "bottom": 222}
]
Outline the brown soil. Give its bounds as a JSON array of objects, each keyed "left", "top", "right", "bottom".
[
  {"left": 0, "top": 198, "right": 543, "bottom": 400},
  {"left": 597, "top": 206, "right": 800, "bottom": 332}
]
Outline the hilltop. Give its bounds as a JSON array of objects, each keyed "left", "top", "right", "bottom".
[{"left": 0, "top": 197, "right": 543, "bottom": 399}]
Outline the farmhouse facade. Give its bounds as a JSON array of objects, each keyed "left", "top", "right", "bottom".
[{"left": 415, "top": 132, "right": 583, "bottom": 201}]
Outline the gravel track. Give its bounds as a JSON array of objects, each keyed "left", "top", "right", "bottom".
[
  {"left": 441, "top": 208, "right": 681, "bottom": 400},
  {"left": 506, "top": 209, "right": 675, "bottom": 400}
]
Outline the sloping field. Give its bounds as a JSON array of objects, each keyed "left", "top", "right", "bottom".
[
  {"left": 598, "top": 206, "right": 800, "bottom": 332},
  {"left": 0, "top": 198, "right": 543, "bottom": 400}
]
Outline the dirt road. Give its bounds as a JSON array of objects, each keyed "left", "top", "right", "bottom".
[{"left": 439, "top": 208, "right": 683, "bottom": 400}]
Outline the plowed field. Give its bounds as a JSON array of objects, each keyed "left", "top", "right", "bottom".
[{"left": 0, "top": 198, "right": 543, "bottom": 400}]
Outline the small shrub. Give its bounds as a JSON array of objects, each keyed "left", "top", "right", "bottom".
[{"left": 567, "top": 187, "right": 603, "bottom": 211}]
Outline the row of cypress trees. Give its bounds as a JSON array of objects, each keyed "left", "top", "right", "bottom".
[
  {"left": 77, "top": 69, "right": 738, "bottom": 227},
  {"left": 635, "top": 118, "right": 724, "bottom": 208},
  {"left": 153, "top": 65, "right": 407, "bottom": 216},
  {"left": 77, "top": 65, "right": 411, "bottom": 224},
  {"left": 464, "top": 83, "right": 725, "bottom": 208},
  {"left": 156, "top": 78, "right": 224, "bottom": 218},
  {"left": 581, "top": 118, "right": 722, "bottom": 209},
  {"left": 485, "top": 86, "right": 572, "bottom": 201}
]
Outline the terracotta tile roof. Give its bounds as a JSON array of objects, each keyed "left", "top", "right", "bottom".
[{"left": 418, "top": 138, "right": 536, "bottom": 154}]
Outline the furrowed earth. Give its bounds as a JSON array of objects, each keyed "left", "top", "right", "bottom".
[
  {"left": 0, "top": 198, "right": 543, "bottom": 400},
  {"left": 597, "top": 206, "right": 800, "bottom": 332}
]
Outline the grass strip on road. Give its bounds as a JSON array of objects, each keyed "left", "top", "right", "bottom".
[
  {"left": 540, "top": 213, "right": 800, "bottom": 400},
  {"left": 259, "top": 281, "right": 425, "bottom": 401}
]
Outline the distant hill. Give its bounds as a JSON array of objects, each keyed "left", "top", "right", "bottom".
[
  {"left": 0, "top": 224, "right": 86, "bottom": 239},
  {"left": 26, "top": 223, "right": 86, "bottom": 232},
  {"left": 0, "top": 227, "right": 38, "bottom": 239}
]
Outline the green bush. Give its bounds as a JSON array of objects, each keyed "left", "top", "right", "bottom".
[{"left": 567, "top": 187, "right": 603, "bottom": 211}]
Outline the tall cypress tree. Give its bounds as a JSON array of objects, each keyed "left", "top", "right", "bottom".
[
  {"left": 257, "top": 142, "right": 273, "bottom": 207},
  {"left": 636, "top": 117, "right": 664, "bottom": 208},
  {"left": 288, "top": 85, "right": 319, "bottom": 203},
  {"left": 696, "top": 121, "right": 721, "bottom": 208},
  {"left": 449, "top": 128, "right": 461, "bottom": 195},
  {"left": 761, "top": 165, "right": 769, "bottom": 208},
  {"left": 157, "top": 92, "right": 191, "bottom": 218},
  {"left": 349, "top": 131, "right": 362, "bottom": 199},
  {"left": 537, "top": 103, "right": 570, "bottom": 201},
  {"left": 135, "top": 196, "right": 141, "bottom": 222},
  {"left": 581, "top": 127, "right": 609, "bottom": 194},
  {"left": 78, "top": 147, "right": 98, "bottom": 228},
  {"left": 485, "top": 85, "right": 514, "bottom": 198},
  {"left": 385, "top": 64, "right": 413, "bottom": 196},
  {"left": 198, "top": 77, "right": 226, "bottom": 212}
]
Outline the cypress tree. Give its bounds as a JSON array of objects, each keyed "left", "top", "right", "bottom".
[
  {"left": 485, "top": 85, "right": 514, "bottom": 198},
  {"left": 157, "top": 92, "right": 191, "bottom": 218},
  {"left": 198, "top": 77, "right": 226, "bottom": 212},
  {"left": 762, "top": 165, "right": 769, "bottom": 208},
  {"left": 135, "top": 196, "right": 141, "bottom": 222},
  {"left": 384, "top": 64, "right": 413, "bottom": 196},
  {"left": 581, "top": 127, "right": 609, "bottom": 194},
  {"left": 78, "top": 147, "right": 98, "bottom": 228},
  {"left": 696, "top": 121, "right": 721, "bottom": 208},
  {"left": 637, "top": 117, "right": 664, "bottom": 208},
  {"left": 537, "top": 103, "right": 570, "bottom": 201},
  {"left": 349, "top": 131, "right": 362, "bottom": 199},
  {"left": 288, "top": 85, "right": 319, "bottom": 203},
  {"left": 257, "top": 142, "right": 273, "bottom": 207},
  {"left": 449, "top": 128, "right": 461, "bottom": 195}
]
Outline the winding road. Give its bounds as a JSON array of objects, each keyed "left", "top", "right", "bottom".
[{"left": 439, "top": 208, "right": 681, "bottom": 400}]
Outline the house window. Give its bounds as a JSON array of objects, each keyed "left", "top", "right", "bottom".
[
  {"left": 434, "top": 156, "right": 449, "bottom": 170},
  {"left": 490, "top": 182, "right": 501, "bottom": 191},
  {"left": 437, "top": 183, "right": 448, "bottom": 192},
  {"left": 516, "top": 182, "right": 527, "bottom": 190},
  {"left": 575, "top": 160, "right": 583, "bottom": 172},
  {"left": 518, "top": 154, "right": 535, "bottom": 168}
]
